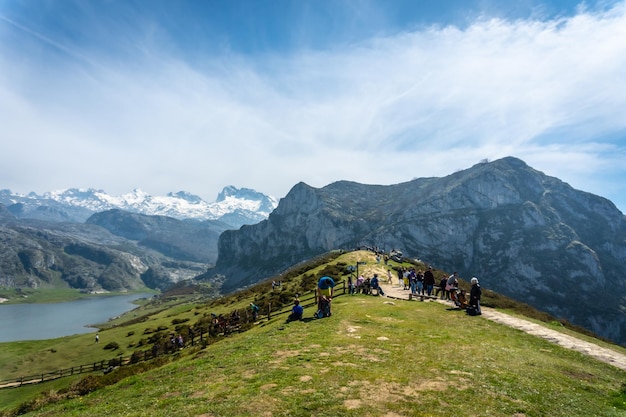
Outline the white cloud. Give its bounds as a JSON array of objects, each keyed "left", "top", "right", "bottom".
[{"left": 0, "top": 2, "right": 625, "bottom": 212}]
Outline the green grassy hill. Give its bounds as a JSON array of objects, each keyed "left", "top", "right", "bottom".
[{"left": 1, "top": 250, "right": 625, "bottom": 416}]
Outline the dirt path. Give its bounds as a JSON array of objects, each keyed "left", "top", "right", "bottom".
[{"left": 379, "top": 281, "right": 626, "bottom": 372}]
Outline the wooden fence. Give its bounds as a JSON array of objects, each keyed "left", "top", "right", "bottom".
[{"left": 0, "top": 280, "right": 348, "bottom": 390}]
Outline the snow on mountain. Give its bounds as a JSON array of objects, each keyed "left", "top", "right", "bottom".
[{"left": 0, "top": 187, "right": 278, "bottom": 226}]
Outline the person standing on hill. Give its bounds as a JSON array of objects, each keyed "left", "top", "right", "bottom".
[
  {"left": 250, "top": 303, "right": 260, "bottom": 321},
  {"left": 396, "top": 267, "right": 404, "bottom": 287},
  {"left": 446, "top": 272, "right": 459, "bottom": 297},
  {"left": 469, "top": 277, "right": 482, "bottom": 315},
  {"left": 416, "top": 270, "right": 425, "bottom": 295},
  {"left": 436, "top": 276, "right": 448, "bottom": 299},
  {"left": 424, "top": 267, "right": 435, "bottom": 296},
  {"left": 316, "top": 276, "right": 335, "bottom": 314}
]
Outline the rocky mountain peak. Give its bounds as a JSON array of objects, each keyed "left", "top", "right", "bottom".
[{"left": 207, "top": 156, "right": 626, "bottom": 345}]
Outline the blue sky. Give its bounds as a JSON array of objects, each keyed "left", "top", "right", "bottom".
[{"left": 1, "top": 0, "right": 625, "bottom": 213}]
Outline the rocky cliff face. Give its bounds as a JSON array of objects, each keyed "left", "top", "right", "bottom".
[
  {"left": 208, "top": 157, "right": 626, "bottom": 345},
  {"left": 0, "top": 213, "right": 211, "bottom": 292},
  {"left": 86, "top": 209, "right": 226, "bottom": 263}
]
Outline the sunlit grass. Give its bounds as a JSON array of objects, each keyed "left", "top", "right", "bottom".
[
  {"left": 2, "top": 250, "right": 625, "bottom": 416},
  {"left": 7, "top": 294, "right": 624, "bottom": 417}
]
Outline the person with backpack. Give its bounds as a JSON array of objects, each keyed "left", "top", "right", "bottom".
[
  {"left": 316, "top": 276, "right": 335, "bottom": 317},
  {"left": 250, "top": 303, "right": 260, "bottom": 321}
]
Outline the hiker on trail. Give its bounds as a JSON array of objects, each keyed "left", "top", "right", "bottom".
[
  {"left": 288, "top": 299, "right": 304, "bottom": 321},
  {"left": 370, "top": 274, "right": 385, "bottom": 296},
  {"left": 446, "top": 272, "right": 459, "bottom": 298},
  {"left": 348, "top": 274, "right": 355, "bottom": 295},
  {"left": 403, "top": 269, "right": 410, "bottom": 290},
  {"left": 387, "top": 269, "right": 393, "bottom": 284},
  {"left": 408, "top": 268, "right": 417, "bottom": 294},
  {"left": 469, "top": 277, "right": 482, "bottom": 315},
  {"left": 424, "top": 267, "right": 435, "bottom": 296},
  {"left": 250, "top": 303, "right": 260, "bottom": 321},
  {"left": 355, "top": 275, "right": 365, "bottom": 293},
  {"left": 416, "top": 270, "right": 425, "bottom": 295},
  {"left": 436, "top": 276, "right": 448, "bottom": 299},
  {"left": 396, "top": 267, "right": 403, "bottom": 287}
]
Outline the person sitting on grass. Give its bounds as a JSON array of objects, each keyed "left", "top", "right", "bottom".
[
  {"left": 288, "top": 299, "right": 304, "bottom": 321},
  {"left": 456, "top": 289, "right": 469, "bottom": 308}
]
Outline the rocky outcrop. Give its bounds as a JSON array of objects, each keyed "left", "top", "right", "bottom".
[{"left": 208, "top": 157, "right": 626, "bottom": 345}]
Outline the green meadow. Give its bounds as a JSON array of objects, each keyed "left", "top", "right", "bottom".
[{"left": 1, "top": 251, "right": 625, "bottom": 416}]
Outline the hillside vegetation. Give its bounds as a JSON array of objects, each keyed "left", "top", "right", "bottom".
[{"left": 1, "top": 251, "right": 625, "bottom": 416}]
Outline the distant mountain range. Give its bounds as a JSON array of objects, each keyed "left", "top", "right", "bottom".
[
  {"left": 205, "top": 157, "right": 626, "bottom": 346},
  {"left": 0, "top": 186, "right": 278, "bottom": 229},
  {"left": 0, "top": 186, "right": 277, "bottom": 293}
]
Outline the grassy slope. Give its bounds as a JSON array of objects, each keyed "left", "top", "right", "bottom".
[
  {"left": 1, "top": 250, "right": 625, "bottom": 416},
  {"left": 9, "top": 294, "right": 626, "bottom": 416}
]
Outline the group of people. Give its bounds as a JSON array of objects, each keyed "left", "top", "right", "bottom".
[
  {"left": 287, "top": 276, "right": 336, "bottom": 321},
  {"left": 347, "top": 273, "right": 386, "bottom": 296},
  {"left": 439, "top": 271, "right": 482, "bottom": 315},
  {"left": 286, "top": 268, "right": 482, "bottom": 322},
  {"left": 393, "top": 267, "right": 481, "bottom": 314},
  {"left": 396, "top": 266, "right": 437, "bottom": 296}
]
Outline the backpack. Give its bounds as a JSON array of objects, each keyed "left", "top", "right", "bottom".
[{"left": 466, "top": 306, "right": 479, "bottom": 316}]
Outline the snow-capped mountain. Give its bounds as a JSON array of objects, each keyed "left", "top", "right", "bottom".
[{"left": 0, "top": 186, "right": 278, "bottom": 228}]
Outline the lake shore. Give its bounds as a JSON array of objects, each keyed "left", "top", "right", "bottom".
[{"left": 0, "top": 288, "right": 157, "bottom": 305}]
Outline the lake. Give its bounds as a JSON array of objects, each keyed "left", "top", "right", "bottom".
[{"left": 0, "top": 293, "right": 153, "bottom": 343}]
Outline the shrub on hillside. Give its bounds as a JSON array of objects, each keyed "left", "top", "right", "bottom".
[{"left": 103, "top": 342, "right": 119, "bottom": 350}]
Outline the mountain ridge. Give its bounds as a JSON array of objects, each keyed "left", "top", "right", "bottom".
[
  {"left": 0, "top": 186, "right": 278, "bottom": 228},
  {"left": 205, "top": 156, "right": 626, "bottom": 345}
]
